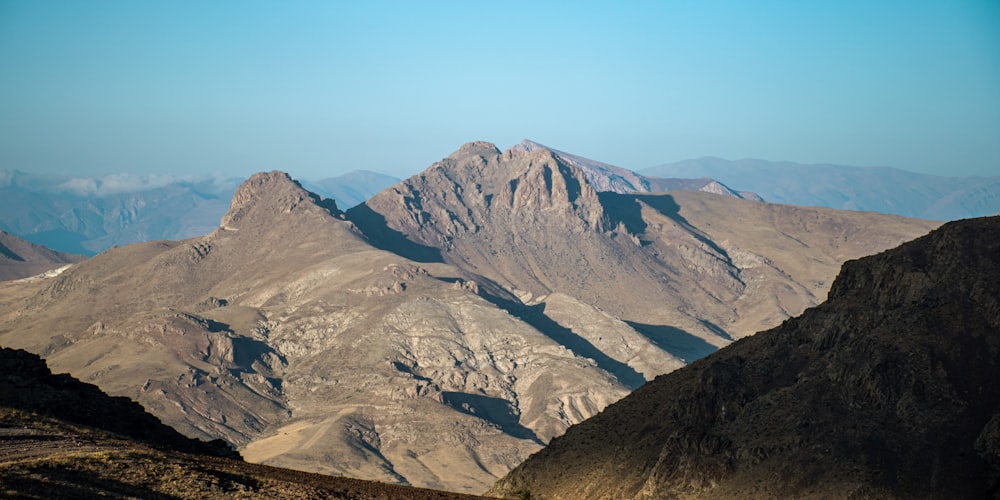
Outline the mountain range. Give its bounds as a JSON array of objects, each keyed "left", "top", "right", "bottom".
[
  {"left": 6, "top": 141, "right": 991, "bottom": 258},
  {"left": 644, "top": 157, "right": 1000, "bottom": 221},
  {"left": 490, "top": 215, "right": 1000, "bottom": 499},
  {"left": 0, "top": 142, "right": 939, "bottom": 493}
]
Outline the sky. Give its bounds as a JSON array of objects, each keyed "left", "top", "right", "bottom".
[{"left": 1, "top": 1, "right": 998, "bottom": 181}]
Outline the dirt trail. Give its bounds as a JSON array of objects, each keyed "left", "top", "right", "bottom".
[{"left": 0, "top": 427, "right": 112, "bottom": 462}]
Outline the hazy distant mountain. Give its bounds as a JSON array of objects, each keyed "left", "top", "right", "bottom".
[
  {"left": 0, "top": 147, "right": 937, "bottom": 493},
  {"left": 303, "top": 170, "right": 401, "bottom": 209},
  {"left": 0, "top": 170, "right": 241, "bottom": 255},
  {"left": 643, "top": 157, "right": 1000, "bottom": 220},
  {"left": 490, "top": 216, "right": 1000, "bottom": 499},
  {"left": 0, "top": 170, "right": 400, "bottom": 256},
  {"left": 0, "top": 231, "right": 85, "bottom": 281}
]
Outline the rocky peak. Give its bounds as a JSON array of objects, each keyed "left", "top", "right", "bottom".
[
  {"left": 219, "top": 171, "right": 341, "bottom": 230},
  {"left": 446, "top": 141, "right": 502, "bottom": 162}
]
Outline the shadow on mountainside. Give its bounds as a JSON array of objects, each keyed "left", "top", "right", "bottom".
[
  {"left": 479, "top": 293, "right": 646, "bottom": 389},
  {"left": 598, "top": 192, "right": 647, "bottom": 236},
  {"left": 346, "top": 203, "right": 444, "bottom": 263},
  {"left": 601, "top": 192, "right": 738, "bottom": 264},
  {"left": 625, "top": 321, "right": 720, "bottom": 363},
  {"left": 441, "top": 392, "right": 543, "bottom": 445}
]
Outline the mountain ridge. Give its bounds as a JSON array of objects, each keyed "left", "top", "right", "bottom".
[
  {"left": 0, "top": 148, "right": 942, "bottom": 492},
  {"left": 643, "top": 156, "right": 1000, "bottom": 220}
]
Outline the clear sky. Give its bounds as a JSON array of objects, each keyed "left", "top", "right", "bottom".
[{"left": 1, "top": 1, "right": 998, "bottom": 180}]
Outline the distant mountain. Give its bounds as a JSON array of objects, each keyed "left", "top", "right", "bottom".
[
  {"left": 0, "top": 231, "right": 85, "bottom": 281},
  {"left": 490, "top": 216, "right": 1000, "bottom": 499},
  {"left": 0, "top": 170, "right": 242, "bottom": 255},
  {"left": 643, "top": 157, "right": 1000, "bottom": 221},
  {"left": 303, "top": 170, "right": 401, "bottom": 209},
  {"left": 514, "top": 140, "right": 759, "bottom": 200},
  {"left": 0, "top": 170, "right": 401, "bottom": 256}
]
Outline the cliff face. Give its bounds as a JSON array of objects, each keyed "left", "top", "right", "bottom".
[{"left": 490, "top": 216, "right": 1000, "bottom": 499}]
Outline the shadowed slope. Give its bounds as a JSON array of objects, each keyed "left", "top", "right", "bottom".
[{"left": 490, "top": 216, "right": 1000, "bottom": 499}]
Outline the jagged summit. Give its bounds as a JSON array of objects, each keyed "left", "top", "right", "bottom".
[
  {"left": 512, "top": 139, "right": 652, "bottom": 194},
  {"left": 220, "top": 171, "right": 341, "bottom": 230}
]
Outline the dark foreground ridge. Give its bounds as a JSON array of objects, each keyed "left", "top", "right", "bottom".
[
  {"left": 490, "top": 216, "right": 1000, "bottom": 499},
  {"left": 0, "top": 347, "right": 485, "bottom": 499}
]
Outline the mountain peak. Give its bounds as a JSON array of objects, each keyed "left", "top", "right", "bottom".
[
  {"left": 510, "top": 139, "right": 548, "bottom": 153},
  {"left": 219, "top": 171, "right": 340, "bottom": 230},
  {"left": 446, "top": 141, "right": 502, "bottom": 161}
]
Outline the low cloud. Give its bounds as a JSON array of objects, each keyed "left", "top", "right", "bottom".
[{"left": 55, "top": 173, "right": 214, "bottom": 196}]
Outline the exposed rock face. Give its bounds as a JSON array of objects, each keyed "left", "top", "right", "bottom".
[
  {"left": 0, "top": 231, "right": 85, "bottom": 281},
  {"left": 489, "top": 216, "right": 1000, "bottom": 499}
]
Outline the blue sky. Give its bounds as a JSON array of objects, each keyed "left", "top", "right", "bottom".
[{"left": 1, "top": 1, "right": 998, "bottom": 180}]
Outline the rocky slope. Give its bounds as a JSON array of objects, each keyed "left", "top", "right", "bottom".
[
  {"left": 489, "top": 216, "right": 1000, "bottom": 499},
  {"left": 0, "top": 231, "right": 85, "bottom": 281}
]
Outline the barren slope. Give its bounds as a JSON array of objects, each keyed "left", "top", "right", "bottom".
[
  {"left": 490, "top": 216, "right": 1000, "bottom": 499},
  {"left": 0, "top": 171, "right": 631, "bottom": 493}
]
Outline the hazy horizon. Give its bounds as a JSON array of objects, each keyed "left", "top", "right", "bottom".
[{"left": 2, "top": 1, "right": 998, "bottom": 180}]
